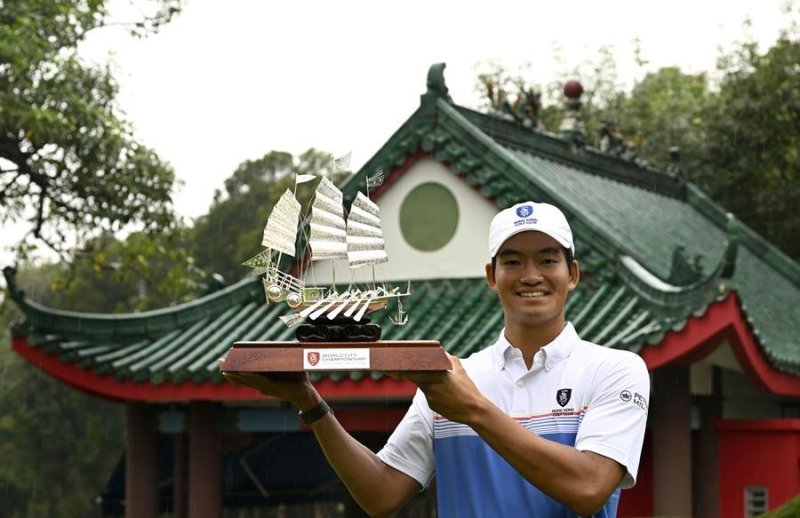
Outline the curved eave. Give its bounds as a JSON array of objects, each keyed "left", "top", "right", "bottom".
[
  {"left": 8, "top": 273, "right": 264, "bottom": 339},
  {"left": 640, "top": 292, "right": 800, "bottom": 397},
  {"left": 12, "top": 335, "right": 416, "bottom": 403}
]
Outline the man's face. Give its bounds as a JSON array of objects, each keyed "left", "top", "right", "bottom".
[{"left": 485, "top": 231, "right": 579, "bottom": 334}]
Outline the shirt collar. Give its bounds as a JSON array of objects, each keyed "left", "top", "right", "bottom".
[{"left": 491, "top": 322, "right": 578, "bottom": 370}]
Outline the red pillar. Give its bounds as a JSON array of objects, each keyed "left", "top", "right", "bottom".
[
  {"left": 651, "top": 366, "right": 693, "bottom": 517},
  {"left": 125, "top": 402, "right": 159, "bottom": 518},
  {"left": 188, "top": 402, "right": 222, "bottom": 518}
]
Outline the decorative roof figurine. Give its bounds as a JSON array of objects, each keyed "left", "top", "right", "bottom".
[{"left": 559, "top": 79, "right": 586, "bottom": 146}]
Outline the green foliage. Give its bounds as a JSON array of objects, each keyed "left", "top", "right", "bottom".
[
  {"left": 612, "top": 67, "right": 711, "bottom": 171},
  {"left": 42, "top": 226, "right": 206, "bottom": 312},
  {"left": 473, "top": 28, "right": 800, "bottom": 261},
  {"left": 758, "top": 494, "right": 800, "bottom": 517},
  {"left": 0, "top": 0, "right": 184, "bottom": 257},
  {"left": 696, "top": 36, "right": 800, "bottom": 259},
  {"left": 0, "top": 2, "right": 187, "bottom": 515},
  {"left": 0, "top": 299, "right": 124, "bottom": 517},
  {"left": 192, "top": 148, "right": 347, "bottom": 284}
]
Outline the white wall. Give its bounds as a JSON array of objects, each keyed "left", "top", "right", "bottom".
[{"left": 302, "top": 157, "right": 498, "bottom": 285}]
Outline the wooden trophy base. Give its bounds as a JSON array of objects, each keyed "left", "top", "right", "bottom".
[{"left": 220, "top": 340, "right": 451, "bottom": 373}]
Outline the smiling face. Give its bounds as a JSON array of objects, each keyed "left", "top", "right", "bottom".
[{"left": 486, "top": 231, "right": 580, "bottom": 347}]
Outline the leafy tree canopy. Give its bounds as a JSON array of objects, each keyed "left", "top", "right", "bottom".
[
  {"left": 41, "top": 225, "right": 206, "bottom": 312},
  {"left": 0, "top": 0, "right": 184, "bottom": 257},
  {"left": 697, "top": 34, "right": 800, "bottom": 259},
  {"left": 0, "top": 282, "right": 123, "bottom": 517},
  {"left": 192, "top": 148, "right": 349, "bottom": 284},
  {"left": 473, "top": 22, "right": 800, "bottom": 261}
]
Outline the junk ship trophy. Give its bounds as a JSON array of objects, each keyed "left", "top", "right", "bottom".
[{"left": 220, "top": 168, "right": 450, "bottom": 373}]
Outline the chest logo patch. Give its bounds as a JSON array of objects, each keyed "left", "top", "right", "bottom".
[{"left": 556, "top": 388, "right": 572, "bottom": 407}]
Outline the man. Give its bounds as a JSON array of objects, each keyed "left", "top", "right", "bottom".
[{"left": 223, "top": 201, "right": 650, "bottom": 517}]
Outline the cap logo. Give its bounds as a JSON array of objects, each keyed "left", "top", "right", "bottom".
[{"left": 516, "top": 205, "right": 533, "bottom": 218}]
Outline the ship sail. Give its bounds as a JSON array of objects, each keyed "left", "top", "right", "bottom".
[
  {"left": 309, "top": 177, "right": 348, "bottom": 261},
  {"left": 261, "top": 189, "right": 301, "bottom": 256},
  {"left": 346, "top": 191, "right": 388, "bottom": 268}
]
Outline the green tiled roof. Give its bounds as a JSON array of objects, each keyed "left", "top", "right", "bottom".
[
  {"left": 5, "top": 270, "right": 683, "bottom": 384},
  {"left": 6, "top": 63, "right": 800, "bottom": 382}
]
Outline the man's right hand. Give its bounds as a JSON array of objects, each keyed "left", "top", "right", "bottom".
[{"left": 221, "top": 370, "right": 319, "bottom": 410}]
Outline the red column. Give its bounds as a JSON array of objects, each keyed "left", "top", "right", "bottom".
[
  {"left": 651, "top": 366, "right": 693, "bottom": 517},
  {"left": 125, "top": 403, "right": 159, "bottom": 518},
  {"left": 188, "top": 402, "right": 222, "bottom": 518}
]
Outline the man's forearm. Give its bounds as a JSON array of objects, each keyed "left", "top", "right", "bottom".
[{"left": 308, "top": 410, "right": 421, "bottom": 517}]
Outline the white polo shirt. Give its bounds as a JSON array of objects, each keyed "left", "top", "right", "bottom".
[{"left": 377, "top": 323, "right": 650, "bottom": 517}]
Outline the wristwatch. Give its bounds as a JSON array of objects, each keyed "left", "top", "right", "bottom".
[{"left": 299, "top": 400, "right": 333, "bottom": 425}]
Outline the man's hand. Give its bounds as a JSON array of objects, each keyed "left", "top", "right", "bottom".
[
  {"left": 220, "top": 363, "right": 320, "bottom": 410},
  {"left": 390, "top": 354, "right": 485, "bottom": 424}
]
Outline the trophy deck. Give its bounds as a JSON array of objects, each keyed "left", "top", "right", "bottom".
[{"left": 221, "top": 340, "right": 450, "bottom": 372}]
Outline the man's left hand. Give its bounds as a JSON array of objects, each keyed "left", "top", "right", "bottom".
[{"left": 390, "top": 354, "right": 484, "bottom": 424}]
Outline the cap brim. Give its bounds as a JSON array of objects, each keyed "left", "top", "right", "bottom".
[{"left": 491, "top": 228, "right": 573, "bottom": 258}]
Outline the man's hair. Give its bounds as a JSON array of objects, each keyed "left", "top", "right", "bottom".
[{"left": 491, "top": 246, "right": 575, "bottom": 275}]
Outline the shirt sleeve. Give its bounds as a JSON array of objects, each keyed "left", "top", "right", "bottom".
[
  {"left": 376, "top": 388, "right": 436, "bottom": 488},
  {"left": 574, "top": 351, "right": 650, "bottom": 489}
]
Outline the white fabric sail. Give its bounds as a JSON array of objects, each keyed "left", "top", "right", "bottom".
[
  {"left": 347, "top": 191, "right": 388, "bottom": 268},
  {"left": 309, "top": 177, "right": 348, "bottom": 261},
  {"left": 261, "top": 189, "right": 301, "bottom": 256}
]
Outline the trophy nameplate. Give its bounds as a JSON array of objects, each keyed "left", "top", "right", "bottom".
[{"left": 220, "top": 340, "right": 450, "bottom": 373}]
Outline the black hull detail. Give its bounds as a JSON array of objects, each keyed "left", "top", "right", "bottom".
[{"left": 296, "top": 317, "right": 381, "bottom": 343}]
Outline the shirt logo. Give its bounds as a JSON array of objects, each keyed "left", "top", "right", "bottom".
[
  {"left": 306, "top": 351, "right": 320, "bottom": 366},
  {"left": 516, "top": 205, "right": 534, "bottom": 218},
  {"left": 556, "top": 388, "right": 572, "bottom": 407},
  {"left": 620, "top": 390, "right": 632, "bottom": 402}
]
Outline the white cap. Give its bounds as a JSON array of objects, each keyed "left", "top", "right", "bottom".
[{"left": 488, "top": 201, "right": 574, "bottom": 258}]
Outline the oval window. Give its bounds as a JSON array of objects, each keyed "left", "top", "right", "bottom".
[{"left": 399, "top": 182, "right": 459, "bottom": 252}]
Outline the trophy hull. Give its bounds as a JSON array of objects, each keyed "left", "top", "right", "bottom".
[{"left": 221, "top": 340, "right": 450, "bottom": 373}]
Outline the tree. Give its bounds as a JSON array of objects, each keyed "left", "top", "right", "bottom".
[
  {"left": 1, "top": 3, "right": 190, "bottom": 515},
  {"left": 614, "top": 67, "right": 711, "bottom": 171},
  {"left": 192, "top": 148, "right": 347, "bottom": 284},
  {"left": 697, "top": 35, "right": 800, "bottom": 259},
  {"left": 0, "top": 0, "right": 184, "bottom": 257},
  {"left": 0, "top": 281, "right": 124, "bottom": 518},
  {"left": 471, "top": 30, "right": 800, "bottom": 260},
  {"left": 45, "top": 227, "right": 207, "bottom": 313}
]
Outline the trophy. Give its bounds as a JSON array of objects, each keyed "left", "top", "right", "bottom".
[{"left": 220, "top": 169, "right": 450, "bottom": 374}]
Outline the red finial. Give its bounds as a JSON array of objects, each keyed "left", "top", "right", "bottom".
[{"left": 563, "top": 80, "right": 584, "bottom": 99}]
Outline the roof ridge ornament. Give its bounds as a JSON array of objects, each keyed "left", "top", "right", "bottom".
[
  {"left": 720, "top": 213, "right": 739, "bottom": 280},
  {"left": 420, "top": 63, "right": 453, "bottom": 107},
  {"left": 559, "top": 80, "right": 586, "bottom": 147},
  {"left": 617, "top": 218, "right": 739, "bottom": 316},
  {"left": 666, "top": 146, "right": 688, "bottom": 196},
  {"left": 481, "top": 76, "right": 541, "bottom": 129},
  {"left": 2, "top": 266, "right": 26, "bottom": 305}
]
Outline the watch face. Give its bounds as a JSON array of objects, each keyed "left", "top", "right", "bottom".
[{"left": 400, "top": 182, "right": 459, "bottom": 252}]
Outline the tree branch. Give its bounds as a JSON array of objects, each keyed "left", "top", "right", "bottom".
[
  {"left": 21, "top": 227, "right": 70, "bottom": 263},
  {"left": 0, "top": 172, "right": 23, "bottom": 205}
]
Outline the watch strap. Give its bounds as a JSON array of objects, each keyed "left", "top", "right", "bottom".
[{"left": 299, "top": 400, "right": 332, "bottom": 425}]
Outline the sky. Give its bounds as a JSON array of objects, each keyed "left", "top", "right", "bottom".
[{"left": 0, "top": 0, "right": 794, "bottom": 268}]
